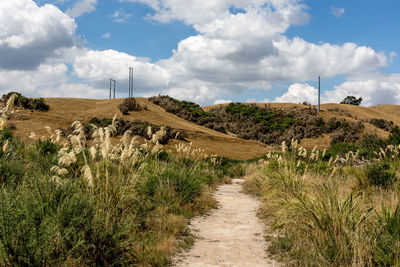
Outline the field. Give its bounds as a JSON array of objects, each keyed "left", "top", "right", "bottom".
[{"left": 1, "top": 94, "right": 400, "bottom": 266}]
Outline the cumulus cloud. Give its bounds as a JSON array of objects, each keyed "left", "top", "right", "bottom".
[
  {"left": 1, "top": 0, "right": 397, "bottom": 105},
  {"left": 274, "top": 73, "right": 400, "bottom": 106},
  {"left": 66, "top": 0, "right": 97, "bottom": 18},
  {"left": 0, "top": 0, "right": 76, "bottom": 70},
  {"left": 275, "top": 83, "right": 318, "bottom": 104},
  {"left": 154, "top": 4, "right": 386, "bottom": 103},
  {"left": 323, "top": 73, "right": 400, "bottom": 106},
  {"left": 331, "top": 6, "right": 345, "bottom": 18},
  {"left": 72, "top": 49, "right": 171, "bottom": 92}
]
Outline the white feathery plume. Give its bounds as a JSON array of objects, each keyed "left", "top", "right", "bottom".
[
  {"left": 81, "top": 165, "right": 94, "bottom": 188},
  {"left": 5, "top": 94, "right": 16, "bottom": 111},
  {"left": 89, "top": 146, "right": 97, "bottom": 160},
  {"left": 2, "top": 140, "right": 8, "bottom": 153}
]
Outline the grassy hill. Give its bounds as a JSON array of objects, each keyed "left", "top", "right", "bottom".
[
  {"left": 4, "top": 96, "right": 400, "bottom": 160},
  {"left": 2, "top": 93, "right": 400, "bottom": 266}
]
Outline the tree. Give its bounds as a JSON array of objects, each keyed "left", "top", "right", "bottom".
[{"left": 340, "top": 96, "right": 362, "bottom": 106}]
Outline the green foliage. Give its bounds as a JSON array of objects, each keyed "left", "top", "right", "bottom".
[
  {"left": 2, "top": 92, "right": 49, "bottom": 111},
  {"left": 0, "top": 127, "right": 13, "bottom": 142},
  {"left": 359, "top": 134, "right": 388, "bottom": 159},
  {"left": 365, "top": 162, "right": 397, "bottom": 188},
  {"left": 225, "top": 103, "right": 296, "bottom": 132},
  {"left": 0, "top": 132, "right": 223, "bottom": 265},
  {"left": 373, "top": 204, "right": 400, "bottom": 266},
  {"left": 326, "top": 142, "right": 358, "bottom": 158},
  {"left": 0, "top": 159, "right": 24, "bottom": 186},
  {"left": 149, "top": 95, "right": 212, "bottom": 119},
  {"left": 88, "top": 117, "right": 113, "bottom": 127},
  {"left": 35, "top": 139, "right": 59, "bottom": 156},
  {"left": 118, "top": 98, "right": 142, "bottom": 115},
  {"left": 340, "top": 96, "right": 363, "bottom": 106}
]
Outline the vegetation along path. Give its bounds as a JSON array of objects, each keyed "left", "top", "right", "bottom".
[{"left": 174, "top": 179, "right": 279, "bottom": 267}]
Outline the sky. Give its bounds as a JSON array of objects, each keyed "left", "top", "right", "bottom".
[{"left": 1, "top": 0, "right": 400, "bottom": 106}]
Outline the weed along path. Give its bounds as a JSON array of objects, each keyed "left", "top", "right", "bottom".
[{"left": 174, "top": 179, "right": 279, "bottom": 267}]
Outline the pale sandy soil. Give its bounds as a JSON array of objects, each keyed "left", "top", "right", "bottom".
[{"left": 174, "top": 179, "right": 279, "bottom": 267}]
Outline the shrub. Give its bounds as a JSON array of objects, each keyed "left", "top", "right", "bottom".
[
  {"left": 0, "top": 159, "right": 24, "bottom": 186},
  {"left": 324, "top": 142, "right": 358, "bottom": 160},
  {"left": 359, "top": 134, "right": 387, "bottom": 159},
  {"left": 368, "top": 118, "right": 395, "bottom": 132},
  {"left": 35, "top": 139, "right": 59, "bottom": 156},
  {"left": 149, "top": 95, "right": 214, "bottom": 123},
  {"left": 340, "top": 96, "right": 363, "bottom": 106},
  {"left": 118, "top": 98, "right": 141, "bottom": 115},
  {"left": 327, "top": 118, "right": 364, "bottom": 144},
  {"left": 365, "top": 162, "right": 396, "bottom": 188},
  {"left": 2, "top": 92, "right": 49, "bottom": 111}
]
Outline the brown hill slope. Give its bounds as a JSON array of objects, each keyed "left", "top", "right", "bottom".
[
  {"left": 8, "top": 98, "right": 270, "bottom": 160},
  {"left": 7, "top": 98, "right": 400, "bottom": 160}
]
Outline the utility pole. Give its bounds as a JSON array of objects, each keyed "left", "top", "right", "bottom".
[
  {"left": 110, "top": 79, "right": 116, "bottom": 99},
  {"left": 318, "top": 76, "right": 321, "bottom": 114},
  {"left": 129, "top": 67, "right": 133, "bottom": 98}
]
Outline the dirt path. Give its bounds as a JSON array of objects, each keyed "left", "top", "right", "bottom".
[{"left": 174, "top": 179, "right": 279, "bottom": 267}]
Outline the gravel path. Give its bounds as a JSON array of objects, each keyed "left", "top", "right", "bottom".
[{"left": 174, "top": 179, "right": 279, "bottom": 267}]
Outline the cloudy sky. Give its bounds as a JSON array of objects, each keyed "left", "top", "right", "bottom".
[{"left": 1, "top": 0, "right": 400, "bottom": 106}]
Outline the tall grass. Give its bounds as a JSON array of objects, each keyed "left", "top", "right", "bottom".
[
  {"left": 245, "top": 138, "right": 400, "bottom": 266},
  {"left": 0, "top": 103, "right": 228, "bottom": 265}
]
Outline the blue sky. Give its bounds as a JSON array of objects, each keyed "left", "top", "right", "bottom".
[{"left": 1, "top": 0, "right": 400, "bottom": 105}]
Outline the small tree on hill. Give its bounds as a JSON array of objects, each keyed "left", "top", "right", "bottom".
[{"left": 340, "top": 96, "right": 362, "bottom": 106}]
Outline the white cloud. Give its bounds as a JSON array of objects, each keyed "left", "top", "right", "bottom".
[
  {"left": 275, "top": 83, "right": 318, "bottom": 104},
  {"left": 274, "top": 73, "right": 400, "bottom": 106},
  {"left": 72, "top": 49, "right": 171, "bottom": 93},
  {"left": 0, "top": 0, "right": 76, "bottom": 70},
  {"left": 1, "top": 0, "right": 398, "bottom": 106},
  {"left": 109, "top": 8, "right": 132, "bottom": 23},
  {"left": 66, "top": 0, "right": 97, "bottom": 18},
  {"left": 101, "top": 33, "right": 111, "bottom": 39},
  {"left": 331, "top": 6, "right": 345, "bottom": 18},
  {"left": 323, "top": 73, "right": 400, "bottom": 106},
  {"left": 214, "top": 99, "right": 233, "bottom": 105}
]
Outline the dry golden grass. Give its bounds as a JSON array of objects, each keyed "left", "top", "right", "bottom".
[{"left": 6, "top": 98, "right": 400, "bottom": 159}]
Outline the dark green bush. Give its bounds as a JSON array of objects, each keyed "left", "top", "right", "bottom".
[
  {"left": 0, "top": 159, "right": 24, "bottom": 185},
  {"left": 2, "top": 92, "right": 49, "bottom": 111},
  {"left": 365, "top": 162, "right": 396, "bottom": 188},
  {"left": 340, "top": 96, "right": 363, "bottom": 105},
  {"left": 118, "top": 98, "right": 141, "bottom": 115},
  {"left": 359, "top": 134, "right": 387, "bottom": 159},
  {"left": 36, "top": 139, "right": 59, "bottom": 156},
  {"left": 324, "top": 142, "right": 358, "bottom": 160}
]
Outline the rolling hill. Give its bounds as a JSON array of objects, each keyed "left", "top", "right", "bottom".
[{"left": 5, "top": 97, "right": 400, "bottom": 160}]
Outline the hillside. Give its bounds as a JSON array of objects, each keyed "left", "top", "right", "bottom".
[{"left": 5, "top": 97, "right": 400, "bottom": 160}]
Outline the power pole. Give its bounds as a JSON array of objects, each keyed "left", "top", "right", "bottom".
[
  {"left": 110, "top": 79, "right": 116, "bottom": 99},
  {"left": 318, "top": 76, "right": 321, "bottom": 114},
  {"left": 113, "top": 80, "right": 116, "bottom": 99},
  {"left": 129, "top": 67, "right": 133, "bottom": 98}
]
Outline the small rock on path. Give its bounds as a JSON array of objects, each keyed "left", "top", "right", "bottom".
[{"left": 174, "top": 179, "right": 279, "bottom": 267}]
